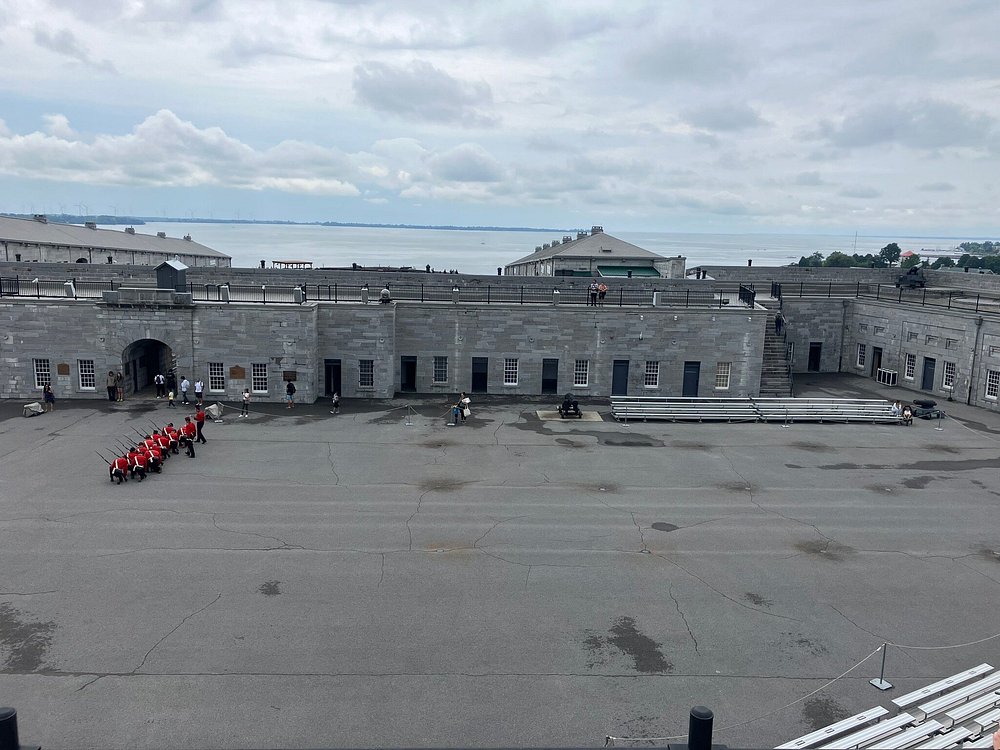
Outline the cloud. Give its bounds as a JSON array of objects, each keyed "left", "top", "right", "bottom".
[
  {"left": 625, "top": 32, "right": 749, "bottom": 85},
  {"left": 682, "top": 102, "right": 765, "bottom": 132},
  {"left": 918, "top": 181, "right": 956, "bottom": 192},
  {"left": 428, "top": 144, "right": 504, "bottom": 182},
  {"left": 838, "top": 187, "right": 881, "bottom": 199},
  {"left": 352, "top": 60, "right": 497, "bottom": 126},
  {"left": 819, "top": 100, "right": 997, "bottom": 150},
  {"left": 0, "top": 109, "right": 360, "bottom": 196},
  {"left": 33, "top": 26, "right": 118, "bottom": 73},
  {"left": 795, "top": 171, "right": 825, "bottom": 186},
  {"left": 42, "top": 114, "right": 75, "bottom": 138}
]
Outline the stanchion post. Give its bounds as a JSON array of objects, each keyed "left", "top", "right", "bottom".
[
  {"left": 687, "top": 706, "right": 714, "bottom": 750},
  {"left": 0, "top": 707, "right": 40, "bottom": 750},
  {"left": 869, "top": 642, "right": 893, "bottom": 690}
]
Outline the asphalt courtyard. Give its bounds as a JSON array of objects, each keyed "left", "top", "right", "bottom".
[{"left": 1, "top": 374, "right": 1000, "bottom": 749}]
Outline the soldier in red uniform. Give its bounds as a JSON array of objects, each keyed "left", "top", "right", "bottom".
[
  {"left": 144, "top": 444, "right": 162, "bottom": 473},
  {"left": 163, "top": 424, "right": 180, "bottom": 454},
  {"left": 194, "top": 408, "right": 207, "bottom": 444},
  {"left": 154, "top": 431, "right": 172, "bottom": 458},
  {"left": 110, "top": 455, "right": 129, "bottom": 484},
  {"left": 127, "top": 446, "right": 148, "bottom": 480},
  {"left": 181, "top": 417, "right": 197, "bottom": 457}
]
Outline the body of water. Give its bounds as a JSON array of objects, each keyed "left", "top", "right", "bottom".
[{"left": 134, "top": 221, "right": 988, "bottom": 274}]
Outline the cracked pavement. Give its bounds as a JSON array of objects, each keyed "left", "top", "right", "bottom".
[{"left": 2, "top": 375, "right": 1000, "bottom": 748}]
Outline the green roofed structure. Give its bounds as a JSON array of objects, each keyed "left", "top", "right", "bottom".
[{"left": 503, "top": 226, "right": 686, "bottom": 279}]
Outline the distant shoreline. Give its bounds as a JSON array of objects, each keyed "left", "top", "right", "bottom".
[{"left": 1, "top": 213, "right": 571, "bottom": 233}]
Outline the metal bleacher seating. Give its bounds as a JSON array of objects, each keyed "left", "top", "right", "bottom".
[
  {"left": 610, "top": 396, "right": 898, "bottom": 424},
  {"left": 776, "top": 663, "right": 1000, "bottom": 750}
]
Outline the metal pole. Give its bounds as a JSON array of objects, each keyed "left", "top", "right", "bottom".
[
  {"left": 869, "top": 642, "right": 893, "bottom": 690},
  {"left": 687, "top": 706, "right": 714, "bottom": 750}
]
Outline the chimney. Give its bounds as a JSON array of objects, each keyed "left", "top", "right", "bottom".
[
  {"left": 591, "top": 225, "right": 603, "bottom": 234},
  {"left": 33, "top": 214, "right": 47, "bottom": 223},
  {"left": 157, "top": 231, "right": 167, "bottom": 238},
  {"left": 563, "top": 236, "right": 573, "bottom": 243},
  {"left": 183, "top": 234, "right": 192, "bottom": 241},
  {"left": 542, "top": 243, "right": 550, "bottom": 249},
  {"left": 551, "top": 239, "right": 560, "bottom": 246},
  {"left": 577, "top": 231, "right": 588, "bottom": 239},
  {"left": 125, "top": 226, "right": 135, "bottom": 234},
  {"left": 85, "top": 221, "right": 97, "bottom": 229}
]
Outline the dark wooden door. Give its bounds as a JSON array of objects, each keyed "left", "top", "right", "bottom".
[
  {"left": 541, "top": 358, "right": 559, "bottom": 394},
  {"left": 400, "top": 356, "right": 417, "bottom": 392},
  {"left": 682, "top": 361, "right": 700, "bottom": 396},
  {"left": 471, "top": 357, "right": 488, "bottom": 393},
  {"left": 807, "top": 342, "right": 822, "bottom": 372},
  {"left": 611, "top": 360, "right": 629, "bottom": 396},
  {"left": 922, "top": 357, "right": 936, "bottom": 390}
]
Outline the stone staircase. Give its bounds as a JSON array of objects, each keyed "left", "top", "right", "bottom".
[{"left": 760, "top": 303, "right": 793, "bottom": 397}]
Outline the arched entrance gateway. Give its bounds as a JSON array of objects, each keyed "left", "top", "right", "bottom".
[{"left": 121, "top": 339, "right": 174, "bottom": 397}]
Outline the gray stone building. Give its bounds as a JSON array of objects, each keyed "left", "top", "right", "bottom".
[
  {"left": 5, "top": 262, "right": 1000, "bottom": 415},
  {"left": 504, "top": 226, "right": 685, "bottom": 279},
  {"left": 0, "top": 214, "right": 230, "bottom": 267}
]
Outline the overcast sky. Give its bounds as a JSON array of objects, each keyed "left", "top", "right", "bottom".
[{"left": 1, "top": 0, "right": 998, "bottom": 234}]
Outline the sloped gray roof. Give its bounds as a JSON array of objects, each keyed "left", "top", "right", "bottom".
[
  {"left": 507, "top": 231, "right": 666, "bottom": 266},
  {"left": 0, "top": 216, "right": 228, "bottom": 258}
]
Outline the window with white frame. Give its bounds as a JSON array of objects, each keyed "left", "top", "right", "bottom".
[
  {"left": 574, "top": 359, "right": 589, "bottom": 386},
  {"left": 433, "top": 356, "right": 448, "bottom": 383},
  {"left": 904, "top": 353, "right": 916, "bottom": 380},
  {"left": 987, "top": 370, "right": 1000, "bottom": 400},
  {"left": 78, "top": 359, "right": 95, "bottom": 390},
  {"left": 208, "top": 362, "right": 225, "bottom": 392},
  {"left": 251, "top": 363, "right": 268, "bottom": 393},
  {"left": 33, "top": 358, "right": 50, "bottom": 389},
  {"left": 644, "top": 361, "right": 659, "bottom": 387},
  {"left": 715, "top": 361, "right": 731, "bottom": 389},
  {"left": 856, "top": 343, "right": 867, "bottom": 369},
  {"left": 359, "top": 360, "right": 374, "bottom": 389},
  {"left": 503, "top": 358, "right": 518, "bottom": 385},
  {"left": 942, "top": 361, "right": 956, "bottom": 390}
]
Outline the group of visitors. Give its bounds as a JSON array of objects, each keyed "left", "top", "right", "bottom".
[
  {"left": 588, "top": 279, "right": 609, "bottom": 306},
  {"left": 450, "top": 392, "right": 471, "bottom": 425}
]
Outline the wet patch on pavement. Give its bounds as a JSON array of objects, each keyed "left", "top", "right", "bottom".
[
  {"left": 802, "top": 696, "right": 851, "bottom": 731},
  {"left": 258, "top": 581, "right": 281, "bottom": 596},
  {"left": 744, "top": 592, "right": 774, "bottom": 608},
  {"left": 651, "top": 522, "right": 679, "bottom": 533},
  {"left": 0, "top": 602, "right": 56, "bottom": 672},
  {"left": 789, "top": 441, "right": 835, "bottom": 453},
  {"left": 418, "top": 478, "right": 471, "bottom": 492},
  {"left": 902, "top": 475, "right": 936, "bottom": 489},
  {"left": 793, "top": 539, "right": 855, "bottom": 562},
  {"left": 555, "top": 438, "right": 588, "bottom": 449},
  {"left": 975, "top": 546, "right": 1000, "bottom": 563},
  {"left": 583, "top": 616, "right": 672, "bottom": 674},
  {"left": 777, "top": 631, "right": 829, "bottom": 657}
]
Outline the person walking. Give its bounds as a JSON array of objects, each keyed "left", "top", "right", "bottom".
[
  {"left": 195, "top": 407, "right": 207, "bottom": 443},
  {"left": 180, "top": 376, "right": 190, "bottom": 404},
  {"left": 154, "top": 372, "right": 166, "bottom": 398},
  {"left": 285, "top": 380, "right": 296, "bottom": 408},
  {"left": 167, "top": 389, "right": 176, "bottom": 407},
  {"left": 43, "top": 383, "right": 55, "bottom": 412},
  {"left": 451, "top": 403, "right": 462, "bottom": 425},
  {"left": 166, "top": 371, "right": 177, "bottom": 394},
  {"left": 106, "top": 370, "right": 117, "bottom": 402},
  {"left": 330, "top": 392, "right": 340, "bottom": 415},
  {"left": 181, "top": 416, "right": 197, "bottom": 457},
  {"left": 459, "top": 392, "right": 471, "bottom": 422},
  {"left": 241, "top": 388, "right": 251, "bottom": 417},
  {"left": 194, "top": 379, "right": 204, "bottom": 406}
]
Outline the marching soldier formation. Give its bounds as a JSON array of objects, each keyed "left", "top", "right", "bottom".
[{"left": 97, "top": 413, "right": 208, "bottom": 484}]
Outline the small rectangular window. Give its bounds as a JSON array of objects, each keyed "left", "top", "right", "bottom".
[
  {"left": 907, "top": 332, "right": 918, "bottom": 342},
  {"left": 208, "top": 362, "right": 225, "bottom": 392},
  {"left": 904, "top": 353, "right": 916, "bottom": 380},
  {"left": 503, "top": 358, "right": 518, "bottom": 385},
  {"left": 874, "top": 326, "right": 886, "bottom": 336},
  {"left": 859, "top": 323, "right": 869, "bottom": 332},
  {"left": 359, "top": 360, "right": 374, "bottom": 389},
  {"left": 926, "top": 335, "right": 939, "bottom": 345},
  {"left": 33, "top": 358, "right": 51, "bottom": 389},
  {"left": 987, "top": 370, "right": 1000, "bottom": 400},
  {"left": 943, "top": 361, "right": 957, "bottom": 390},
  {"left": 945, "top": 338, "right": 959, "bottom": 350},
  {"left": 433, "top": 356, "right": 448, "bottom": 383},
  {"left": 990, "top": 346, "right": 1000, "bottom": 358},
  {"left": 574, "top": 359, "right": 589, "bottom": 387},
  {"left": 644, "top": 361, "right": 659, "bottom": 387},
  {"left": 78, "top": 359, "right": 95, "bottom": 390},
  {"left": 856, "top": 343, "right": 867, "bottom": 369},
  {"left": 715, "top": 361, "right": 731, "bottom": 390},
  {"left": 251, "top": 363, "right": 268, "bottom": 393}
]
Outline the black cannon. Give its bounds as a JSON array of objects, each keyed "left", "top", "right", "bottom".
[
  {"left": 911, "top": 398, "right": 944, "bottom": 420},
  {"left": 558, "top": 394, "right": 582, "bottom": 419}
]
